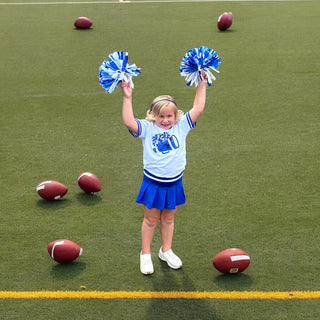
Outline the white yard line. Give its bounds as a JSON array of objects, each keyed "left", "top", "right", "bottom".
[{"left": 0, "top": 0, "right": 314, "bottom": 6}]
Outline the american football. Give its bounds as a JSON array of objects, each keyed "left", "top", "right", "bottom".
[
  {"left": 74, "top": 16, "right": 93, "bottom": 29},
  {"left": 217, "top": 12, "right": 233, "bottom": 31},
  {"left": 78, "top": 172, "right": 101, "bottom": 193},
  {"left": 47, "top": 239, "right": 83, "bottom": 263},
  {"left": 36, "top": 180, "right": 68, "bottom": 201},
  {"left": 213, "top": 248, "right": 250, "bottom": 274}
]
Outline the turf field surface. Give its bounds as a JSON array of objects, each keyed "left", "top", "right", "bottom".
[{"left": 1, "top": 0, "right": 319, "bottom": 319}]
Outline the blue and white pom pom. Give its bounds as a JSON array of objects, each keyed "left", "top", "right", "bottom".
[
  {"left": 99, "top": 51, "right": 141, "bottom": 94},
  {"left": 179, "top": 46, "right": 221, "bottom": 87}
]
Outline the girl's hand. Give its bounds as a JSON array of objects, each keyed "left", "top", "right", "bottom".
[
  {"left": 199, "top": 70, "right": 208, "bottom": 85},
  {"left": 121, "top": 79, "right": 132, "bottom": 98}
]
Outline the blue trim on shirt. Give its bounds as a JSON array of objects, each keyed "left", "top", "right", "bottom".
[
  {"left": 144, "top": 169, "right": 184, "bottom": 184},
  {"left": 129, "top": 119, "right": 141, "bottom": 137},
  {"left": 186, "top": 112, "right": 196, "bottom": 129}
]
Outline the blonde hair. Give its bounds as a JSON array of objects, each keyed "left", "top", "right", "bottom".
[{"left": 146, "top": 95, "right": 184, "bottom": 122}]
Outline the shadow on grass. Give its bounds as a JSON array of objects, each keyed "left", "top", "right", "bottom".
[
  {"left": 50, "top": 261, "right": 86, "bottom": 280},
  {"left": 147, "top": 263, "right": 218, "bottom": 319},
  {"left": 218, "top": 29, "right": 235, "bottom": 33},
  {"left": 213, "top": 272, "right": 253, "bottom": 291},
  {"left": 76, "top": 192, "right": 102, "bottom": 206},
  {"left": 36, "top": 198, "right": 73, "bottom": 209},
  {"left": 74, "top": 28, "right": 94, "bottom": 32}
]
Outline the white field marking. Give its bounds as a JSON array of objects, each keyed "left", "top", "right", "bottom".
[
  {"left": 0, "top": 0, "right": 313, "bottom": 6},
  {"left": 25, "top": 92, "right": 103, "bottom": 98}
]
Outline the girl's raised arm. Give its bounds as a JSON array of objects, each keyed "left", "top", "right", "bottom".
[
  {"left": 121, "top": 81, "right": 139, "bottom": 135},
  {"left": 189, "top": 72, "right": 207, "bottom": 124}
]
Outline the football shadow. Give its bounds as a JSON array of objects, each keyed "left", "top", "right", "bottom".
[
  {"left": 213, "top": 272, "right": 253, "bottom": 291},
  {"left": 50, "top": 261, "right": 86, "bottom": 280},
  {"left": 73, "top": 28, "right": 94, "bottom": 32},
  {"left": 217, "top": 28, "right": 235, "bottom": 33},
  {"left": 76, "top": 192, "right": 102, "bottom": 206},
  {"left": 36, "top": 198, "right": 72, "bottom": 209}
]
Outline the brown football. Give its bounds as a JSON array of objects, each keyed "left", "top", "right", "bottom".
[
  {"left": 213, "top": 248, "right": 250, "bottom": 274},
  {"left": 74, "top": 17, "right": 92, "bottom": 29},
  {"left": 217, "top": 12, "right": 233, "bottom": 31}
]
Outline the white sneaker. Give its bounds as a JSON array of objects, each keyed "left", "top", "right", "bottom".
[
  {"left": 140, "top": 252, "right": 154, "bottom": 275},
  {"left": 158, "top": 247, "right": 182, "bottom": 269}
]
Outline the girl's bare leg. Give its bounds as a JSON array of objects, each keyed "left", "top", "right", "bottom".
[
  {"left": 141, "top": 207, "right": 161, "bottom": 254},
  {"left": 160, "top": 207, "right": 177, "bottom": 252}
]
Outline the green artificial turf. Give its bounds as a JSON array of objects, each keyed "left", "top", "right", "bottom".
[{"left": 0, "top": 0, "right": 319, "bottom": 319}]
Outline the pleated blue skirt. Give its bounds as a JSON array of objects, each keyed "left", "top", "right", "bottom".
[{"left": 136, "top": 175, "right": 186, "bottom": 211}]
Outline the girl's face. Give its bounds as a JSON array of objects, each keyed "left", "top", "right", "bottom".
[{"left": 155, "top": 104, "right": 176, "bottom": 130}]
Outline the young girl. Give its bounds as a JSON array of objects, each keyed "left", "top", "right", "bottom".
[{"left": 121, "top": 72, "right": 207, "bottom": 275}]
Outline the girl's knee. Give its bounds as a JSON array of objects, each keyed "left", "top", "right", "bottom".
[
  {"left": 143, "top": 216, "right": 159, "bottom": 228},
  {"left": 161, "top": 211, "right": 176, "bottom": 224}
]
